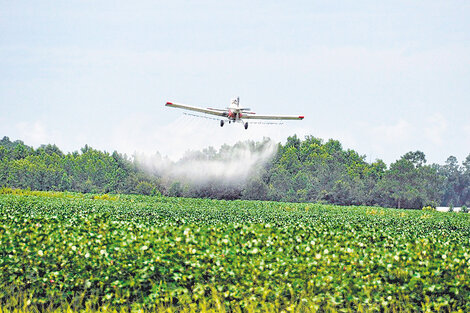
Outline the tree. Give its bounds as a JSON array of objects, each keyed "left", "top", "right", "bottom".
[
  {"left": 241, "top": 176, "right": 269, "bottom": 200},
  {"left": 459, "top": 154, "right": 470, "bottom": 206},
  {"left": 134, "top": 181, "right": 155, "bottom": 196},
  {"left": 402, "top": 151, "right": 426, "bottom": 167},
  {"left": 379, "top": 151, "right": 442, "bottom": 209},
  {"left": 0, "top": 146, "right": 7, "bottom": 160},
  {"left": 11, "top": 143, "right": 33, "bottom": 160},
  {"left": 36, "top": 144, "right": 64, "bottom": 157},
  {"left": 168, "top": 182, "right": 183, "bottom": 197},
  {"left": 436, "top": 156, "right": 469, "bottom": 206},
  {"left": 0, "top": 135, "right": 467, "bottom": 207}
]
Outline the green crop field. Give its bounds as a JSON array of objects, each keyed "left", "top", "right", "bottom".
[{"left": 1, "top": 189, "right": 470, "bottom": 312}]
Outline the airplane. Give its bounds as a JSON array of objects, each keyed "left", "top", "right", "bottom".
[{"left": 165, "top": 97, "right": 304, "bottom": 129}]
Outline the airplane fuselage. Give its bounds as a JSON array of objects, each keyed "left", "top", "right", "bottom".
[
  {"left": 225, "top": 98, "right": 245, "bottom": 121},
  {"left": 227, "top": 109, "right": 243, "bottom": 121}
]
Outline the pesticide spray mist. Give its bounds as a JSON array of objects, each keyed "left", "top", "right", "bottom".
[{"left": 135, "top": 138, "right": 278, "bottom": 189}]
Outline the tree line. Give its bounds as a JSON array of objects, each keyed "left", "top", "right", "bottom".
[{"left": 1, "top": 135, "right": 469, "bottom": 209}]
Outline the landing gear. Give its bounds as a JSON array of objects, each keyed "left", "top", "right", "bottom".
[
  {"left": 220, "top": 120, "right": 224, "bottom": 127},
  {"left": 244, "top": 122, "right": 248, "bottom": 130}
]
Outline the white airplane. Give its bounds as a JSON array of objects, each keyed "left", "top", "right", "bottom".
[{"left": 165, "top": 97, "right": 304, "bottom": 129}]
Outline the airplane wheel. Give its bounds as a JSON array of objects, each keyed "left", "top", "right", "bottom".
[
  {"left": 220, "top": 120, "right": 224, "bottom": 127},
  {"left": 244, "top": 122, "right": 248, "bottom": 130}
]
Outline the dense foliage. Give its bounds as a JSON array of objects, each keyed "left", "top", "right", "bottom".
[
  {"left": 0, "top": 136, "right": 159, "bottom": 196},
  {"left": 1, "top": 191, "right": 470, "bottom": 311},
  {"left": 1, "top": 135, "right": 469, "bottom": 208},
  {"left": 246, "top": 137, "right": 445, "bottom": 209}
]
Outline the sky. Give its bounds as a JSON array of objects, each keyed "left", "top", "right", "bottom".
[{"left": 1, "top": 1, "right": 469, "bottom": 165}]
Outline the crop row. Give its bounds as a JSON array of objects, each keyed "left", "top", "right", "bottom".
[{"left": 1, "top": 193, "right": 470, "bottom": 311}]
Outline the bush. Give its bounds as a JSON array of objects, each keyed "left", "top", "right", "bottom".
[
  {"left": 134, "top": 181, "right": 155, "bottom": 196},
  {"left": 422, "top": 206, "right": 435, "bottom": 211},
  {"left": 168, "top": 182, "right": 183, "bottom": 197},
  {"left": 461, "top": 205, "right": 468, "bottom": 213},
  {"left": 92, "top": 193, "right": 119, "bottom": 201}
]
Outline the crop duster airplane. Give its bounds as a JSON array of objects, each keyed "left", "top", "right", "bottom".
[{"left": 165, "top": 97, "right": 304, "bottom": 129}]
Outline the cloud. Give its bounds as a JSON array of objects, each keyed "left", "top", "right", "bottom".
[
  {"left": 373, "top": 119, "right": 413, "bottom": 144},
  {"left": 462, "top": 125, "right": 470, "bottom": 146},
  {"left": 342, "top": 114, "right": 458, "bottom": 164},
  {"left": 15, "top": 121, "right": 49, "bottom": 147},
  {"left": 424, "top": 113, "right": 448, "bottom": 145}
]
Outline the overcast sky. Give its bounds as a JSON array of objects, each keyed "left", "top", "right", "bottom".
[{"left": 1, "top": 1, "right": 469, "bottom": 165}]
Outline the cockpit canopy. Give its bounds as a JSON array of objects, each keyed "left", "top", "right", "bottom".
[{"left": 231, "top": 97, "right": 239, "bottom": 106}]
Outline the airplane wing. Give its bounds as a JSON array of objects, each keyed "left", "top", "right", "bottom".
[
  {"left": 243, "top": 114, "right": 304, "bottom": 120},
  {"left": 165, "top": 102, "right": 226, "bottom": 117}
]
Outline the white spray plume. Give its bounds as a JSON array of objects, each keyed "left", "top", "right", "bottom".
[{"left": 135, "top": 139, "right": 277, "bottom": 185}]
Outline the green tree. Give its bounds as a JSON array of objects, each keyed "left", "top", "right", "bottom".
[
  {"left": 242, "top": 176, "right": 269, "bottom": 200},
  {"left": 168, "top": 182, "right": 183, "bottom": 197},
  {"left": 378, "top": 151, "right": 442, "bottom": 209},
  {"left": 134, "top": 181, "right": 155, "bottom": 195}
]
